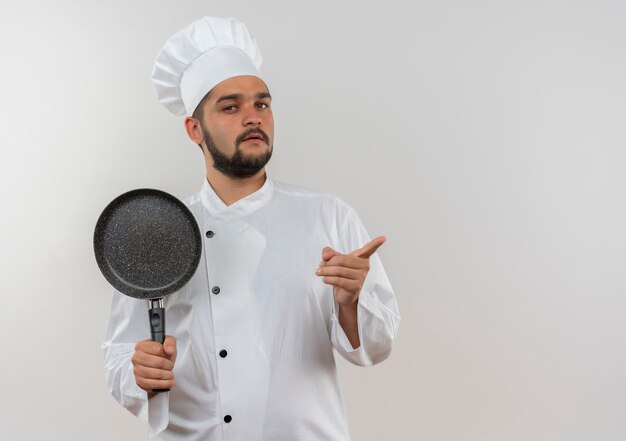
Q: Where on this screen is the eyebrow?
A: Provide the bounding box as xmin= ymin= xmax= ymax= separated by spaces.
xmin=216 ymin=92 xmax=272 ymax=104
xmin=256 ymin=92 xmax=272 ymax=100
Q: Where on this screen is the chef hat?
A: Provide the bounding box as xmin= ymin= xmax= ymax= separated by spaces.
xmin=151 ymin=16 xmax=263 ymax=116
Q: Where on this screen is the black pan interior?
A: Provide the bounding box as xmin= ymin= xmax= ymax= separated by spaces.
xmin=94 ymin=189 xmax=202 ymax=299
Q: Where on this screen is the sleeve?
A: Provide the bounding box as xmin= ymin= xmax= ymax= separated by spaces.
xmin=101 ymin=290 xmax=170 ymax=435
xmin=329 ymin=205 xmax=401 ymax=366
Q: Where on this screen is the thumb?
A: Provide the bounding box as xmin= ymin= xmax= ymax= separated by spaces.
xmin=163 ymin=336 xmax=177 ymax=357
xmin=322 ymin=246 xmax=339 ymax=262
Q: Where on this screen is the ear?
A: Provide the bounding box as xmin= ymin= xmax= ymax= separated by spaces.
xmin=184 ymin=116 xmax=204 ymax=145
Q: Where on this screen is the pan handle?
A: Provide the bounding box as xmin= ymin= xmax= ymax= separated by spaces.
xmin=148 ymin=298 xmax=169 ymax=393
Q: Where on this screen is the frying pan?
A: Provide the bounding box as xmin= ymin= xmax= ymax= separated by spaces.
xmin=94 ymin=188 xmax=202 ymax=392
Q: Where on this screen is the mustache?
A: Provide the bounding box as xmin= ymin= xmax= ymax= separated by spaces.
xmin=236 ymin=128 xmax=270 ymax=147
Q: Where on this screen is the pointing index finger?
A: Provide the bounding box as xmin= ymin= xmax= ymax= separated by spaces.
xmin=352 ymin=235 xmax=386 ymax=259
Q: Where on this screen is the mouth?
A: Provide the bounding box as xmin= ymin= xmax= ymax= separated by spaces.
xmin=242 ymin=134 xmax=264 ymax=142
xmin=237 ymin=129 xmax=269 ymax=146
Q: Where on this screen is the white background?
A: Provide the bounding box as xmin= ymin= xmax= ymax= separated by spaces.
xmin=1 ymin=1 xmax=625 ymax=440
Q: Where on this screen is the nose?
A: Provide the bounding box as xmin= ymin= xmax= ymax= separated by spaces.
xmin=242 ymin=105 xmax=262 ymax=126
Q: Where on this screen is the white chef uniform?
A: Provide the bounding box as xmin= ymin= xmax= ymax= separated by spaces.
xmin=102 ymin=177 xmax=400 ymax=440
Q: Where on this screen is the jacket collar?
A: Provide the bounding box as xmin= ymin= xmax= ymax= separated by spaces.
xmin=199 ymin=175 xmax=274 ymax=224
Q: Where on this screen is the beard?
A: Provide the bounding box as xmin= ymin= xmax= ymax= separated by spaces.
xmin=201 ymin=124 xmax=273 ymax=179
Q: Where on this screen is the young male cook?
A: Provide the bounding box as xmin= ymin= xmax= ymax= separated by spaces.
xmin=103 ymin=16 xmax=400 ymax=441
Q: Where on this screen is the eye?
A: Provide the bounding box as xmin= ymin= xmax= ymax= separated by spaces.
xmin=223 ymin=105 xmax=238 ymax=112
xmin=256 ymin=102 xmax=270 ymax=110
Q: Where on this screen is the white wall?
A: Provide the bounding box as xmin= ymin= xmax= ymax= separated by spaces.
xmin=1 ymin=1 xmax=625 ymax=439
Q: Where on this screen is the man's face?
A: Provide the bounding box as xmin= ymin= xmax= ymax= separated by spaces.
xmin=197 ymin=75 xmax=274 ymax=179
